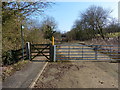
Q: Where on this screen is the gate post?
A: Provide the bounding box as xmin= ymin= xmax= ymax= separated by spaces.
xmin=50 ymin=44 xmax=53 ymax=62
xmin=50 ymin=36 xmax=56 ymax=62
xmin=50 ymin=45 xmax=56 ymax=62
xmin=26 ymin=42 xmax=31 ymax=60
xmin=53 ymin=45 xmax=56 ymax=62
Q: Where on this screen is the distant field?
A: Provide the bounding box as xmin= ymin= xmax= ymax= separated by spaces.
xmin=96 ymin=32 xmax=120 ymax=38
xmin=107 ymin=32 xmax=120 ymax=38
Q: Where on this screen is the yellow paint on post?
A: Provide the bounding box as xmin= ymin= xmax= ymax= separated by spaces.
xmin=52 ymin=36 xmax=54 ymax=45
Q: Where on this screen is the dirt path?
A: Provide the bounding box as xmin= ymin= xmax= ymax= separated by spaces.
xmin=34 ymin=61 xmax=118 ymax=88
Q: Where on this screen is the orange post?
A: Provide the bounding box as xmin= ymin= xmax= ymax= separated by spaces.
xmin=52 ymin=36 xmax=54 ymax=45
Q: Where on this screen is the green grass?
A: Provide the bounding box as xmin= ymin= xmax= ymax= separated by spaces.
xmin=96 ymin=32 xmax=120 ymax=38
xmin=107 ymin=32 xmax=120 ymax=38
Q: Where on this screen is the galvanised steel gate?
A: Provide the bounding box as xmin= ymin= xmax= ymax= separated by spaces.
xmin=53 ymin=44 xmax=120 ymax=61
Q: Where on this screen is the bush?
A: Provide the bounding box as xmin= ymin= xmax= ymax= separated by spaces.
xmin=2 ymin=50 xmax=18 ymax=65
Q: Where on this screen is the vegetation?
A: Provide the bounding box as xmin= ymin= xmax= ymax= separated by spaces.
xmin=65 ymin=5 xmax=120 ymax=41
xmin=40 ymin=17 xmax=57 ymax=41
xmin=2 ymin=2 xmax=52 ymax=51
xmin=106 ymin=32 xmax=120 ymax=38
xmin=2 ymin=2 xmax=58 ymax=65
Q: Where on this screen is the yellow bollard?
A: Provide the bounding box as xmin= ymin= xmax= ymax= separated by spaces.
xmin=52 ymin=36 xmax=54 ymax=45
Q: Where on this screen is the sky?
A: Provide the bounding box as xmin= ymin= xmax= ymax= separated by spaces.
xmin=31 ymin=2 xmax=119 ymax=33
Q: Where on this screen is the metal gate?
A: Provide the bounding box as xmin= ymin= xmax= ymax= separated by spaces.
xmin=54 ymin=44 xmax=120 ymax=61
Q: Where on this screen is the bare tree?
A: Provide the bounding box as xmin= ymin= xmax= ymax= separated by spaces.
xmin=2 ymin=2 xmax=53 ymax=51
xmin=106 ymin=18 xmax=120 ymax=33
xmin=40 ymin=17 xmax=57 ymax=40
xmin=2 ymin=2 xmax=53 ymax=24
xmin=80 ymin=5 xmax=111 ymax=39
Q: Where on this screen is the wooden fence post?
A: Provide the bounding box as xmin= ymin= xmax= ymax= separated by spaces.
xmin=26 ymin=42 xmax=31 ymax=60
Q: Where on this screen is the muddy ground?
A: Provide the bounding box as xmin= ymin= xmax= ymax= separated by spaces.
xmin=34 ymin=61 xmax=118 ymax=88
